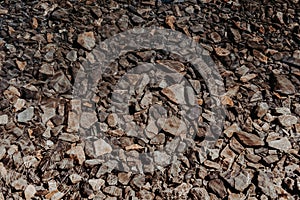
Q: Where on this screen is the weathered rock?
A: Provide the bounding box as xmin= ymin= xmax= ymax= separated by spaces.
xmin=161 ymin=84 xmax=186 ymax=104
xmin=94 ymin=139 xmax=112 ymax=157
xmin=89 ymin=178 xmax=105 ymax=191
xmin=162 ymin=116 xmax=187 ymax=136
xmin=257 ymin=171 xmax=277 ymax=199
xmin=208 ymin=179 xmax=227 ymax=199
xmin=153 ymin=151 xmax=171 ymax=166
xmin=17 ymin=107 xmax=34 ymax=123
xmin=11 ymin=178 xmax=27 ymax=190
xmin=236 ymin=131 xmax=264 ymax=146
xmin=58 ymin=133 xmax=79 ymax=143
xmin=69 ymin=174 xmax=82 ymax=184
xmin=190 ymin=188 xmax=210 ymax=200
xmin=24 ymin=184 xmax=36 ymax=200
xmin=103 ymin=186 xmax=122 ymax=197
xmin=0 ymin=114 xmax=8 ymax=125
xmin=268 ymin=137 xmax=292 ymax=152
xmin=107 ymin=113 xmax=118 ymax=127
xmin=256 ymin=102 xmax=269 ymax=118
xmin=77 ymin=32 xmax=96 ymax=51
xmin=80 ymin=111 xmax=98 ymax=129
xmin=66 ymin=145 xmax=86 ymax=165
xmin=278 ymin=115 xmax=298 ymax=127
xmin=274 ymin=75 xmax=296 ymax=95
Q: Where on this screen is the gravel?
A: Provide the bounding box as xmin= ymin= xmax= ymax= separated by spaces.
xmin=0 ymin=0 xmax=299 ymax=199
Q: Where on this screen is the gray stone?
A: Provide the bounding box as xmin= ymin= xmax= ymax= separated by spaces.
xmin=257 ymin=171 xmax=277 ymax=199
xmin=94 ymin=139 xmax=112 ymax=157
xmin=161 ymin=84 xmax=186 ymax=104
xmin=89 ymin=179 xmax=105 ymax=191
xmin=11 ymin=178 xmax=27 ymax=190
xmin=154 ymin=151 xmax=171 ymax=166
xmin=66 ymin=50 xmax=77 ymax=62
xmin=256 ymin=102 xmax=269 ymax=118
xmin=0 ymin=115 xmax=8 ymax=125
xmin=77 ymin=32 xmax=96 ymax=51
xmin=268 ymin=137 xmax=292 ymax=152
xmin=278 ymin=115 xmax=298 ymax=127
xmin=80 ymin=111 xmax=98 ymax=129
xmin=17 ymin=107 xmax=34 ymax=123
xmin=24 ymin=185 xmax=36 ymax=200
xmin=162 ymin=116 xmax=187 ymax=136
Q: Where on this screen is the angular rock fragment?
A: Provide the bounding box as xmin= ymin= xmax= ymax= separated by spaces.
xmin=162 ymin=116 xmax=187 ymax=136
xmin=257 ymin=171 xmax=277 ymax=199
xmin=69 ymin=174 xmax=82 ymax=184
xmin=24 ymin=185 xmax=36 ymax=200
xmin=58 ymin=133 xmax=79 ymax=143
xmin=278 ymin=115 xmax=298 ymax=127
xmin=256 ymin=102 xmax=269 ymax=118
xmin=208 ymin=179 xmax=227 ymax=199
xmin=11 ymin=178 xmax=27 ymax=190
xmin=89 ymin=179 xmax=105 ymax=191
xmin=235 ymin=131 xmax=264 ymax=146
xmin=67 ymin=146 xmax=86 ymax=165
xmin=161 ymin=84 xmax=185 ymax=104
xmin=77 ymin=32 xmax=96 ymax=51
xmin=274 ymin=75 xmax=296 ymax=95
xmin=268 ymin=137 xmax=292 ymax=152
xmin=94 ymin=139 xmax=112 ymax=157
xmin=0 ymin=114 xmax=8 ymax=125
xmin=80 ymin=111 xmax=98 ymax=129
xmin=17 ymin=107 xmax=34 ymax=123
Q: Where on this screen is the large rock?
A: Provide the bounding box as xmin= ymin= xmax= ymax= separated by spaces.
xmin=235 ymin=131 xmax=264 ymax=146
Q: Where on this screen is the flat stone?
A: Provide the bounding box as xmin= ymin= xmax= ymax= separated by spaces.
xmin=256 ymin=102 xmax=269 ymax=118
xmin=41 ymin=106 xmax=56 ymax=124
xmin=268 ymin=137 xmax=292 ymax=152
xmin=118 ymin=172 xmax=132 ymax=185
xmin=107 ymin=113 xmax=118 ymax=128
xmin=89 ymin=179 xmax=105 ymax=191
xmin=77 ymin=32 xmax=96 ymax=51
xmin=66 ymin=145 xmax=86 ymax=165
xmin=24 ymin=184 xmax=36 ymax=200
xmin=17 ymin=107 xmax=34 ymax=123
xmin=58 ymin=133 xmax=79 ymax=143
xmin=240 ymin=74 xmax=257 ymax=82
xmin=11 ymin=178 xmax=27 ymax=190
xmin=208 ymin=179 xmax=227 ymax=199
xmin=257 ymin=171 xmax=277 ymax=199
xmin=274 ymin=75 xmax=296 ymax=95
xmin=69 ymin=174 xmax=82 ymax=184
xmin=67 ymin=112 xmax=80 ymax=132
xmin=80 ymin=111 xmax=98 ymax=129
xmin=153 ymin=151 xmax=171 ymax=166
xmin=161 ymin=84 xmax=186 ymax=104
xmin=94 ymin=139 xmax=112 ymax=157
xmin=162 ymin=116 xmax=187 ymax=136
xmin=66 ymin=50 xmax=77 ymax=62
xmin=190 ymin=188 xmax=210 ymax=200
xmin=278 ymin=115 xmax=298 ymax=127
xmin=236 ymin=131 xmax=264 ymax=146
xmin=0 ymin=115 xmax=8 ymax=125
xmin=103 ymin=186 xmax=122 ymax=197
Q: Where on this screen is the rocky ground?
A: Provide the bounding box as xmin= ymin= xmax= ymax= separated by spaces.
xmin=0 ymin=0 xmax=300 ymax=199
